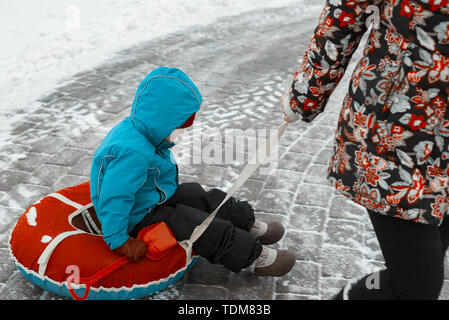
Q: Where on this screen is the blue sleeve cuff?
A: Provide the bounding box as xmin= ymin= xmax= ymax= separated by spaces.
xmin=105 ymin=232 xmax=130 ymax=251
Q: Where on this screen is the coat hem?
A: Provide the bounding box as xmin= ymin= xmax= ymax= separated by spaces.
xmin=326 ymin=173 xmax=444 ymax=227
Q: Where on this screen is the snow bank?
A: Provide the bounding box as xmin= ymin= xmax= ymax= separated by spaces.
xmin=0 ymin=0 xmax=302 ymax=147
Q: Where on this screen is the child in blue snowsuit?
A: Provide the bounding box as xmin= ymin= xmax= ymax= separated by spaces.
xmin=90 ymin=67 xmax=295 ymax=276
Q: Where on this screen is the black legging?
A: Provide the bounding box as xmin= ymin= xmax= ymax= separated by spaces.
xmin=335 ymin=209 xmax=449 ymax=300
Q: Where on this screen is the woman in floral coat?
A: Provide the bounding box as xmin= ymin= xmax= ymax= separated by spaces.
xmin=283 ymin=0 xmax=449 ymax=299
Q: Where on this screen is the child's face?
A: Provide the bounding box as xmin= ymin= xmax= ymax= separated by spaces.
xmin=165 ymin=128 xmax=185 ymax=143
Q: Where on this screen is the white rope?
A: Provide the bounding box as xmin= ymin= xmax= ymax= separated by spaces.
xmin=47 ymin=193 xmax=84 ymax=210
xmin=84 ymin=209 xmax=102 ymax=235
xmin=38 ymin=230 xmax=85 ymax=275
xmin=81 ymin=210 xmax=95 ymax=234
xmin=179 ymin=121 xmax=289 ymax=261
xmin=38 ymin=194 xmax=90 ymax=275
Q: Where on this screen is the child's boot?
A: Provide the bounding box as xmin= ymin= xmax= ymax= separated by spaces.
xmin=250 ymin=246 xmax=295 ymax=277
xmin=250 ymin=219 xmax=285 ymax=245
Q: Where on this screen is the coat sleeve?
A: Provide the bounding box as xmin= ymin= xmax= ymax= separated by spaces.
xmin=285 ymin=0 xmax=380 ymax=123
xmin=96 ymin=150 xmax=150 ymax=250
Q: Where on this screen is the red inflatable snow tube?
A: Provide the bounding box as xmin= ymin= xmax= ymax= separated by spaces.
xmin=9 ymin=181 xmax=198 ymax=300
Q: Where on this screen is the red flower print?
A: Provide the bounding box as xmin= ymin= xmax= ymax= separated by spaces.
xmin=355 ymin=150 xmax=370 ymax=170
xmin=352 ymin=57 xmax=376 ymax=92
xmin=429 ymin=51 xmax=449 ymax=84
xmin=391 ymin=169 xmax=426 ymax=205
xmin=303 ymin=98 xmax=318 ymax=111
xmin=371 ymin=156 xmax=388 ymax=172
xmin=414 ymin=2 xmax=425 ymax=14
xmin=290 ymin=97 xmax=299 ymax=109
xmin=428 ymin=0 xmax=449 ymax=11
xmin=408 ymin=114 xmax=427 ymax=131
xmin=386 ymin=193 xmax=401 ymax=205
xmin=364 ymin=168 xmax=380 ymax=186
xmin=400 ymin=0 xmax=415 ymax=18
xmin=385 ymin=28 xmax=408 ymax=51
xmin=428 ymin=163 xmax=445 ymax=177
xmin=342 ymin=40 xmax=357 ymax=57
xmin=354 ymin=111 xmax=367 ymax=126
xmin=334 ymin=179 xmax=350 ymax=195
xmin=338 ymin=162 xmax=346 ymax=174
xmin=432 ymin=96 xmax=446 ymax=109
xmin=356 ymin=184 xmax=382 ymax=210
xmin=344 ymin=0 xmax=364 ymax=16
xmin=391 ymin=125 xmax=404 ymax=134
xmin=411 ymin=95 xmax=430 ymax=109
xmin=331 ymin=137 xmax=351 ymax=175
xmin=338 ymin=11 xmax=355 ymax=27
xmin=431 ymin=195 xmax=447 ymax=219
xmin=408 ymin=169 xmax=425 ymax=204
xmin=324 ymin=16 xmax=334 ymax=27
xmin=345 ymin=0 xmax=356 ymax=7
xmin=407 ymin=70 xmax=425 ymax=83
xmin=309 ymin=79 xmax=325 ymax=97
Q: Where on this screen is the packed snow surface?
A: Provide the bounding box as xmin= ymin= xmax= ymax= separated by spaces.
xmin=0 ymin=0 xmax=299 ymax=147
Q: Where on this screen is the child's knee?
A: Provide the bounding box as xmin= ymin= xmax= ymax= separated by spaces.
xmin=179 ymin=182 xmax=206 ymax=195
xmin=227 ymin=198 xmax=255 ymax=230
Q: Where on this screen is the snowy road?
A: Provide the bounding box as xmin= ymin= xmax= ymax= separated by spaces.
xmin=2 ymin=1 xmax=449 ymax=300
xmin=0 ymin=0 xmax=297 ymax=150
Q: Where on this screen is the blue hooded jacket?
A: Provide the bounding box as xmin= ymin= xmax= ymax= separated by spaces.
xmin=90 ymin=67 xmax=202 ymax=250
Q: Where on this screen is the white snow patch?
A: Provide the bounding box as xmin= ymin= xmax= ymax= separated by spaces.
xmin=41 ymin=235 xmax=53 ymax=243
xmin=355 ymin=258 xmax=381 ymax=276
xmin=16 ymin=185 xmax=39 ymax=199
xmin=0 ymin=0 xmax=325 ymax=171
xmin=26 ymin=206 xmax=37 ymax=226
xmin=0 ymin=0 xmax=316 ymax=145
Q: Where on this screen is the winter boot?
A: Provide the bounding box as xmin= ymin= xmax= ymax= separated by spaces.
xmin=250 ymin=219 xmax=285 ymax=245
xmin=250 ymin=246 xmax=296 ymax=277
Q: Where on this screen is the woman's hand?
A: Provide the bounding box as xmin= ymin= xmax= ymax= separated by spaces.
xmin=281 ymin=92 xmax=295 ymax=123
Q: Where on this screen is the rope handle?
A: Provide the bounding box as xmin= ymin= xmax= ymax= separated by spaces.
xmin=66 ymin=256 xmax=129 ymax=300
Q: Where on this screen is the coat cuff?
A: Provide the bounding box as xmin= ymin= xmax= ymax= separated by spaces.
xmin=105 ymin=232 xmax=130 ymax=250
xmin=283 ymin=94 xmax=301 ymax=122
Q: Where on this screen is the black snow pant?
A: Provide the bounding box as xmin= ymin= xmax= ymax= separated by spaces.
xmin=335 ymin=209 xmax=449 ymax=300
xmin=130 ymin=182 xmax=263 ymax=273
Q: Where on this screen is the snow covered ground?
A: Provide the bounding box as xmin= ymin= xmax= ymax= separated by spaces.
xmin=0 ymin=0 xmax=299 ymax=151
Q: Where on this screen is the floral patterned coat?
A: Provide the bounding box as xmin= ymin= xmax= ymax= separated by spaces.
xmin=286 ymin=0 xmax=449 ymax=225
